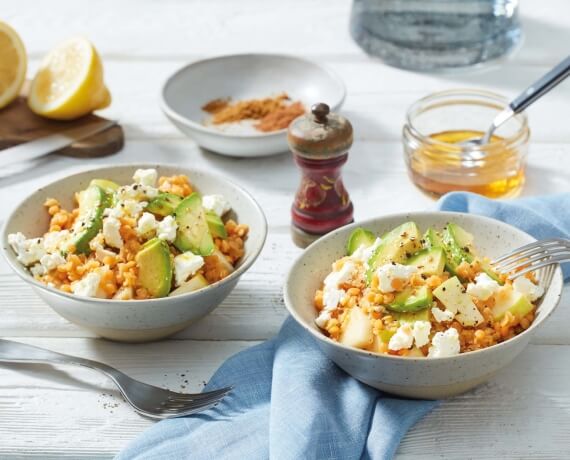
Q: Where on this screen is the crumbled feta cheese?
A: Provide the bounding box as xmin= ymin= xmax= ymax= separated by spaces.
xmin=350 ymin=238 xmax=382 ymax=267
xmin=71 ymin=272 xmax=102 ymax=298
xmin=202 ymin=194 xmax=231 ymax=217
xmin=315 ymin=310 xmax=332 ymax=329
xmin=431 ymin=306 xmax=455 ymax=323
xmin=157 ymin=215 xmax=178 ymax=242
xmin=8 ymin=232 xmax=46 ymax=266
xmin=40 ymin=253 xmax=66 ymax=272
xmin=174 ymin=252 xmax=205 ymax=286
xmin=375 ymin=263 xmax=417 ymax=293
xmin=102 ymin=217 xmax=123 ymax=249
xmin=513 ymin=277 xmax=544 ymax=302
xmin=117 ymin=184 xmax=158 ymax=202
xmin=136 ymin=212 xmax=158 ymax=237
xmin=428 ymin=328 xmax=460 ymax=358
xmin=43 ymin=230 xmax=70 ymax=253
xmin=412 ymin=321 xmax=432 ymax=348
xmin=133 ymin=168 xmax=158 ymax=187
xmin=324 ymin=261 xmax=356 ymax=289
xmin=466 ymin=273 xmax=501 ymax=301
xmin=104 ymin=206 xmax=124 ymax=219
xmin=89 ymin=234 xmax=116 ymax=262
xmin=122 ymin=199 xmax=147 ymax=218
xmin=388 ymin=324 xmax=414 ymax=351
xmin=323 ymin=287 xmax=346 ymax=311
xmin=30 ymin=263 xmax=45 ymax=277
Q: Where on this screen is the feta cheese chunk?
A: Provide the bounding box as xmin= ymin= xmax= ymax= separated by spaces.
xmin=8 ymin=232 xmax=46 ymax=266
xmin=388 ymin=324 xmax=414 ymax=351
xmin=412 ymin=321 xmax=432 ymax=348
xmin=133 ymin=168 xmax=158 ymax=187
xmin=102 ymin=217 xmax=123 ymax=249
xmin=315 ymin=261 xmax=357 ymax=329
xmin=71 ymin=272 xmax=102 ymax=298
xmin=202 ymin=194 xmax=231 ymax=217
xmin=431 ymin=306 xmax=455 ymax=323
xmin=513 ymin=277 xmax=544 ymax=302
xmin=30 ymin=264 xmax=46 ymax=277
xmin=157 ymin=215 xmax=178 ymax=242
xmin=466 ymin=273 xmax=501 ymax=301
xmin=40 ymin=253 xmax=66 ymax=272
xmin=174 ymin=252 xmax=205 ymax=287
xmin=375 ymin=263 xmax=417 ymax=293
xmin=136 ymin=212 xmax=158 ymax=237
xmin=428 ymin=328 xmax=460 ymax=358
xmin=315 ymin=310 xmax=332 ymax=329
xmin=89 ymin=234 xmax=116 ymax=262
xmin=122 ymin=199 xmax=147 ymax=218
xmin=43 ymin=230 xmax=70 ymax=253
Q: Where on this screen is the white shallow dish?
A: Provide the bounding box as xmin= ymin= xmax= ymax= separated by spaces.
xmin=161 ymin=53 xmax=346 ymax=157
xmin=1 ymin=164 xmax=267 ymax=343
xmin=284 ymin=212 xmax=564 ymax=399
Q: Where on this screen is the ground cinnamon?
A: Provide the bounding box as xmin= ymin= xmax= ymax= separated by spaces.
xmin=202 ymin=93 xmax=305 ymax=132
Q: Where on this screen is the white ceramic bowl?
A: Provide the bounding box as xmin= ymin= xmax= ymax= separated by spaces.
xmin=161 ymin=54 xmax=346 ymax=157
xmin=284 ymin=212 xmax=564 ymax=399
xmin=1 ymin=164 xmax=267 ymax=343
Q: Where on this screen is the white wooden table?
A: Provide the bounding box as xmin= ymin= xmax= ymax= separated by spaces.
xmin=2 ymin=1 xmax=569 ymax=458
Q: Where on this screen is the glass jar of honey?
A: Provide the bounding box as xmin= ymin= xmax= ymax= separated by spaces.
xmin=403 ymin=89 xmax=530 ymax=199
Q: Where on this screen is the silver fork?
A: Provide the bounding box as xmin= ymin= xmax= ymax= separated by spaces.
xmin=491 ymin=238 xmax=570 ymax=280
xmin=0 ymin=339 xmax=232 ymax=419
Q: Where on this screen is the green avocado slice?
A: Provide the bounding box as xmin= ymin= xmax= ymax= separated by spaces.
xmin=173 ymin=193 xmax=215 ymax=256
xmin=146 ymin=193 xmax=183 ymax=217
xmin=387 ymin=285 xmax=433 ymax=313
xmin=69 ymin=185 xmax=106 ymax=255
xmin=205 ymin=211 xmax=228 ymax=239
xmin=405 ymin=247 xmax=446 ymax=276
xmin=346 ymin=227 xmax=376 ymax=256
xmin=135 ymin=238 xmax=173 ymax=298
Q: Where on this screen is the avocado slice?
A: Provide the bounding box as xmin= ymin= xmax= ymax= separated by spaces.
xmin=433 ymin=276 xmax=483 ymax=326
xmin=406 ymin=247 xmax=446 ymax=276
xmin=387 ymin=285 xmax=433 ymax=313
xmin=169 ymin=273 xmax=209 ymax=297
xmin=423 ymin=227 xmax=443 ymax=249
xmin=135 ymin=238 xmax=173 ymax=298
xmin=346 ymin=227 xmax=376 ymax=256
xmin=173 ymin=193 xmax=215 ymax=256
xmin=491 ymin=288 xmax=534 ymax=320
xmin=146 ymin=193 xmax=183 ymax=217
xmin=69 ymin=185 xmax=107 ymax=254
xmin=394 ymin=308 xmax=430 ymax=324
xmin=205 ymin=211 xmax=228 ymax=239
xmin=89 ymin=179 xmax=119 ymax=194
xmin=366 ymin=222 xmax=421 ymax=281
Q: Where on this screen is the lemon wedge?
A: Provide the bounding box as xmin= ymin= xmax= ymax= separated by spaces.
xmin=0 ymin=21 xmax=27 ymax=110
xmin=28 ymin=37 xmax=111 ymax=120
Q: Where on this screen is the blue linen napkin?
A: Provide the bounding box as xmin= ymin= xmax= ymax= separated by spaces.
xmin=117 ymin=192 xmax=570 ymax=460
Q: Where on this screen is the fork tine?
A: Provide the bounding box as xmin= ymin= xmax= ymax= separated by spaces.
xmin=492 ymin=238 xmax=568 ymax=264
xmin=494 ymin=247 xmax=570 ymax=272
xmin=508 ymin=256 xmax=570 ymax=279
xmin=163 ymin=389 xmax=231 ymax=409
xmin=167 ymin=386 xmax=232 ymax=402
xmin=159 ymin=395 xmax=225 ymax=414
xmin=159 ymin=401 xmax=220 ymax=418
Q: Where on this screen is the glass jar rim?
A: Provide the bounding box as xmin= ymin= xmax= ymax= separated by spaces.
xmin=404 ymin=89 xmax=529 ymax=151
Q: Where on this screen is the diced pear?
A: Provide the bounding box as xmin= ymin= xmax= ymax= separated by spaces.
xmin=491 ymin=287 xmax=534 ymax=320
xmin=339 ymin=307 xmax=373 ymax=350
xmin=433 ymin=276 xmax=483 ymax=327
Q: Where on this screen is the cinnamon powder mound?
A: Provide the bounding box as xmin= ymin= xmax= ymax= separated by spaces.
xmin=202 ymin=93 xmax=305 ymax=132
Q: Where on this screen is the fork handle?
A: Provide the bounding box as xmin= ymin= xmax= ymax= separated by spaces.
xmin=0 ymin=339 xmax=119 ymax=379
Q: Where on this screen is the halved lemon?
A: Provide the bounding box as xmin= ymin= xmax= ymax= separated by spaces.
xmin=0 ymin=21 xmax=27 ymax=109
xmin=28 ymin=37 xmax=111 ymax=120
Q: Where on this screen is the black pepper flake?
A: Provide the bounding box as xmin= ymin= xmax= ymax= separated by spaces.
xmin=405 ymin=252 xmax=411 ymax=258
xmin=442 ymin=287 xmax=446 ymax=291
xmin=133 ymin=184 xmax=139 ymax=190
xmin=421 ymin=274 xmax=428 ymax=280
xmin=391 ymin=261 xmax=396 ymax=265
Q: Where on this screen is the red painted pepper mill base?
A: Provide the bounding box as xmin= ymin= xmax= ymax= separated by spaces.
xmin=288 ymin=103 xmax=354 ymax=248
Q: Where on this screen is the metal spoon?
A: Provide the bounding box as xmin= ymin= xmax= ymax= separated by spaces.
xmin=462 ymin=55 xmax=570 ymax=147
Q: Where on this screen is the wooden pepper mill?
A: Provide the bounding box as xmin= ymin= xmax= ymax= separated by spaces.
xmin=288 ymin=102 xmax=354 ymax=248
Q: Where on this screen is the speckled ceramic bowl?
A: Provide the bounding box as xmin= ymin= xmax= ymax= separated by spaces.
xmin=1 ymin=164 xmax=267 ymax=343
xmin=284 ymin=212 xmax=564 ymax=399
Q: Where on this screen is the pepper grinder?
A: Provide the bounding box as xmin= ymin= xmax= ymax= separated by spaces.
xmin=288 ymin=102 xmax=354 ymax=248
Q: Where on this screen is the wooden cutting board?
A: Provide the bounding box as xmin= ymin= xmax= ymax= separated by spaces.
xmin=0 ymin=90 xmax=124 ymax=159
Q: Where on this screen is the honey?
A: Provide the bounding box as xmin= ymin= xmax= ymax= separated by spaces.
xmin=407 ymin=129 xmax=526 ymax=199
xmin=403 ymin=90 xmax=530 ymax=200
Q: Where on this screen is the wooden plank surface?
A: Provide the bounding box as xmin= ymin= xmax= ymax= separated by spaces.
xmin=0 ymin=0 xmax=568 ymax=458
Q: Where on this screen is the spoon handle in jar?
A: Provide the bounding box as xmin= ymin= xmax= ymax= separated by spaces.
xmin=509 ymin=55 xmax=570 ymax=113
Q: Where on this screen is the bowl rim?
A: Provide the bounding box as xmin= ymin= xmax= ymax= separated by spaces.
xmin=160 ymin=52 xmax=347 ymax=139
xmin=283 ymin=211 xmax=564 ymax=362
xmin=1 ymin=163 xmax=268 ymax=306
